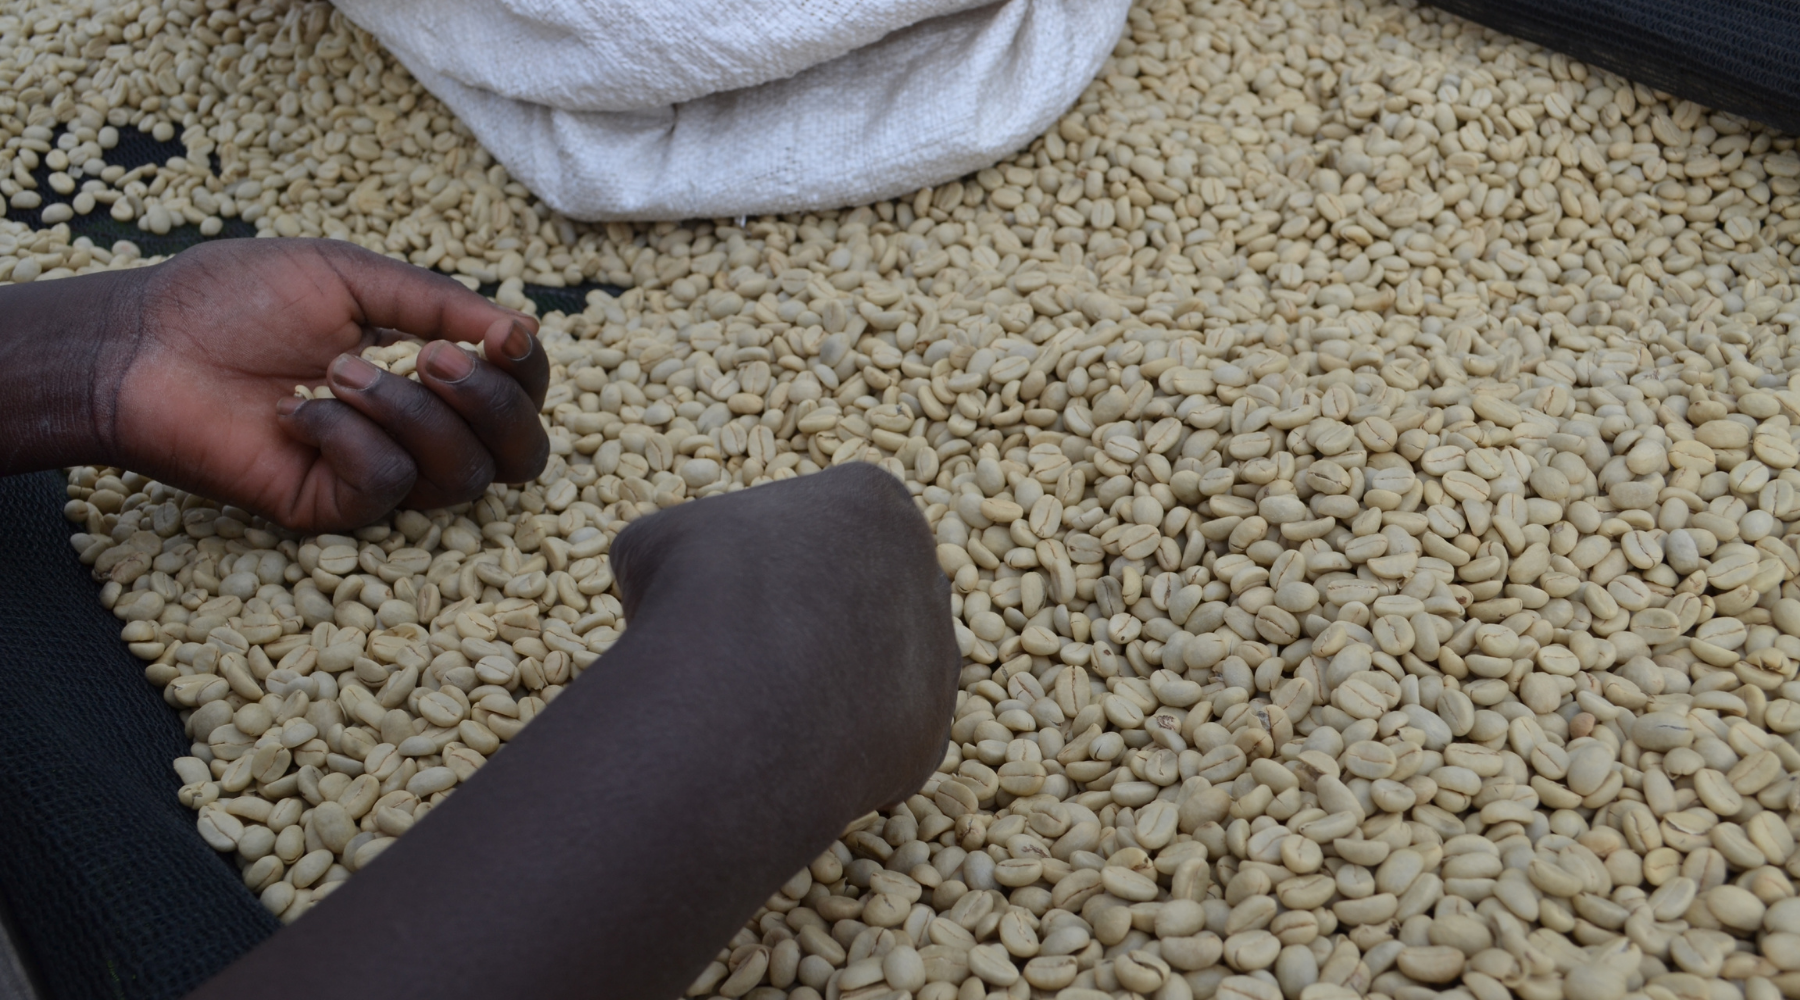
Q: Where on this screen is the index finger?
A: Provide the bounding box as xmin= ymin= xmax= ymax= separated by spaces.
xmin=302 ymin=240 xmax=538 ymax=347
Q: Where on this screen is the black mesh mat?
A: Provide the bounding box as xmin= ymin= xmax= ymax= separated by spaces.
xmin=11 ymin=128 xmax=622 ymax=313
xmin=7 ymin=130 xmax=257 ymax=257
xmin=1431 ymin=0 xmax=1800 ymax=135
xmin=0 ymin=472 xmax=278 ymax=1000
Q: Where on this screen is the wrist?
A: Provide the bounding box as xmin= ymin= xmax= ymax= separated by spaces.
xmin=0 ymin=267 xmax=146 ymax=474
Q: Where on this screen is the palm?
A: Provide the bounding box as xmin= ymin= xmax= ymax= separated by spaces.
xmin=123 ymin=243 xmax=394 ymax=516
xmin=106 ymin=240 xmax=546 ymax=531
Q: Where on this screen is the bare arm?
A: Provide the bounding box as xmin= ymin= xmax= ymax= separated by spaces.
xmin=0 ymin=266 xmax=139 ymax=475
xmin=187 ymin=463 xmax=960 ymax=1000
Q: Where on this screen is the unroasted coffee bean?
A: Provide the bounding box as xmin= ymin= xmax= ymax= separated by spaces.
xmin=42 ymin=0 xmax=1800 ymax=991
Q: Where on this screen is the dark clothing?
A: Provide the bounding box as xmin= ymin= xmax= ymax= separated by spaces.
xmin=0 ymin=472 xmax=274 ymax=1000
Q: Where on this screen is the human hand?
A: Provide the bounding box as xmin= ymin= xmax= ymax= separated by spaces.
xmin=98 ymin=238 xmax=550 ymax=530
xmin=188 ymin=463 xmax=958 ymax=1000
xmin=607 ymin=462 xmax=961 ymax=815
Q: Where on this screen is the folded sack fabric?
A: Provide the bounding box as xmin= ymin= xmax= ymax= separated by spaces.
xmin=332 ymin=0 xmax=1134 ymax=221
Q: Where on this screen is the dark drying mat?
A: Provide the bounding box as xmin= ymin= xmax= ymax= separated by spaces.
xmin=1430 ymin=0 xmax=1800 ymax=135
xmin=8 ymin=126 xmax=624 ymax=313
xmin=0 ymin=472 xmax=282 ymax=1000
xmin=4 ymin=128 xmax=260 ymax=257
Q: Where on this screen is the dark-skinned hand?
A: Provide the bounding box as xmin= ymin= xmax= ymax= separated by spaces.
xmin=0 ymin=237 xmax=550 ymax=530
xmin=188 ymin=464 xmax=961 ymax=1000
xmin=1 ymin=241 xmax=960 ymax=1000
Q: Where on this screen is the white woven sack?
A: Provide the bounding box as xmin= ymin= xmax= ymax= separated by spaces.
xmin=332 ymin=0 xmax=1133 ymax=221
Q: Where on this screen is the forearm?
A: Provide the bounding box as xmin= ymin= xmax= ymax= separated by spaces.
xmin=0 ymin=269 xmax=141 ymax=474
xmin=189 ymin=465 xmax=956 ymax=1000
xmin=189 ymin=595 xmax=880 ymax=1000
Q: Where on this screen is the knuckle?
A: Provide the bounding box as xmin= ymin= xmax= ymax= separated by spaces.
xmin=356 ymin=367 xmax=422 ymax=410
xmin=445 ymin=452 xmax=497 ymax=502
xmin=391 ymin=380 xmax=442 ymax=425
xmin=299 ymin=398 xmax=355 ymax=436
xmin=362 ymin=450 xmax=417 ymax=502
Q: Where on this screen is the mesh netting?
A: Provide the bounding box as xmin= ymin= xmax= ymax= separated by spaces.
xmin=9 ymin=128 xmax=621 ymax=313
xmin=0 ymin=473 xmax=279 ymax=1000
xmin=1433 ymin=0 xmax=1800 ymax=134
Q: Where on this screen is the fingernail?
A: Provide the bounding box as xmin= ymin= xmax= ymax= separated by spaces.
xmin=424 ymin=342 xmax=475 ymax=382
xmin=502 ymin=322 xmax=533 ymax=361
xmin=330 ymin=354 xmax=381 ymax=390
xmin=276 ymin=397 xmax=303 ymax=417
